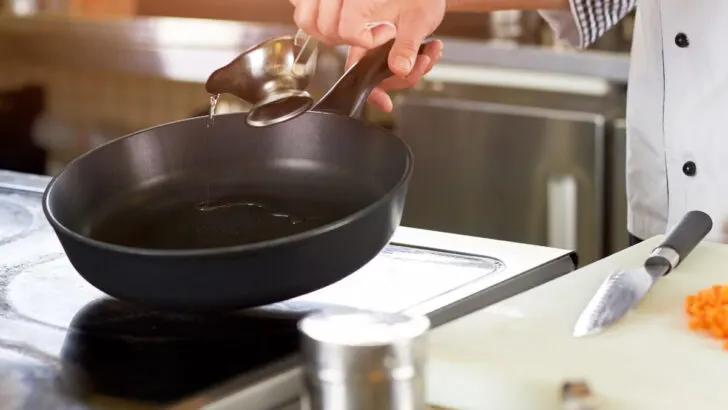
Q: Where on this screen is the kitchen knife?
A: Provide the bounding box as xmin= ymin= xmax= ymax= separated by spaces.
xmin=573 ymin=210 xmax=713 ymax=337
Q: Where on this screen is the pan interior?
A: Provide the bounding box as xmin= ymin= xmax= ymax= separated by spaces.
xmin=83 ymin=171 xmax=381 ymax=250
xmin=47 ymin=112 xmax=411 ymax=252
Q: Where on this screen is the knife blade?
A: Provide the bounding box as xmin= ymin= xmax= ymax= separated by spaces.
xmin=573 ymin=210 xmax=713 ymax=337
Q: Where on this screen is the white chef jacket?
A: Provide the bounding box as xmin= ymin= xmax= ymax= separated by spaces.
xmin=541 ymin=1 xmax=728 ymax=242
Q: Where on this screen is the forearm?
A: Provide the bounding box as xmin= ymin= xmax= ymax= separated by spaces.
xmin=446 ymin=0 xmax=569 ymax=12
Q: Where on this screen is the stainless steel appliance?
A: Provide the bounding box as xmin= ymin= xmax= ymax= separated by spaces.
xmin=395 ymin=93 xmax=607 ymax=265
xmin=608 ymin=118 xmax=629 ymax=254
xmin=0 ymin=170 xmax=575 ymax=410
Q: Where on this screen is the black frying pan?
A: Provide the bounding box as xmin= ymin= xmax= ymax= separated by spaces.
xmin=43 ymin=41 xmax=427 ymax=311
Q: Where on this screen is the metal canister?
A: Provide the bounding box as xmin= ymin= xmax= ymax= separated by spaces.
xmin=298 ymin=309 xmax=431 ymax=410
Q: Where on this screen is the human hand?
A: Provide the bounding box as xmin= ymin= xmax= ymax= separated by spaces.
xmin=346 ymin=40 xmax=443 ymax=112
xmin=289 ymin=0 xmax=447 ymax=111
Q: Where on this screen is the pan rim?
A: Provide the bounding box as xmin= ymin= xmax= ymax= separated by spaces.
xmin=42 ymin=111 xmax=413 ymax=257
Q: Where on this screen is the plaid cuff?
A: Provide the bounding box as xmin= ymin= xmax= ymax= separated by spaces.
xmin=570 ymin=0 xmax=636 ymax=47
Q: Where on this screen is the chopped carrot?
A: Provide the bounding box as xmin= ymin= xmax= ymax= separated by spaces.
xmin=685 ymin=284 xmax=728 ymax=349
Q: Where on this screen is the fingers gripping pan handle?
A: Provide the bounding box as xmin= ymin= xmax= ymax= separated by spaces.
xmin=646 ymin=210 xmax=713 ymax=274
xmin=313 ymin=39 xmax=432 ymax=118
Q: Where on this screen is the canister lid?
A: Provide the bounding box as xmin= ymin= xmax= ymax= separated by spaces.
xmin=298 ymin=309 xmax=431 ymax=347
xmin=299 ymin=309 xmax=430 ymax=383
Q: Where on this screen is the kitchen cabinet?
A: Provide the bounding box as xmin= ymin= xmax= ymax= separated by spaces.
xmin=394 ymin=87 xmax=613 ymax=265
xmin=607 ymin=118 xmax=629 ymax=254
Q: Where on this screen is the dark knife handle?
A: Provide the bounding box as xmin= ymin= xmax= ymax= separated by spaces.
xmin=646 ymin=210 xmax=713 ymax=273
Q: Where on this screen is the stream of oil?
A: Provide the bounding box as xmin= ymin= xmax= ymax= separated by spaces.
xmin=204 ymin=94 xmax=220 ymax=203
xmin=207 ymin=93 xmax=220 ymax=128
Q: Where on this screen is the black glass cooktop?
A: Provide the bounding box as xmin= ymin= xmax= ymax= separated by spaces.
xmin=1 ymin=298 xmax=303 ymax=410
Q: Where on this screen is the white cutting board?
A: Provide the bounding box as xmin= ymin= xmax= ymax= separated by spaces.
xmin=425 ymin=236 xmax=728 ymax=410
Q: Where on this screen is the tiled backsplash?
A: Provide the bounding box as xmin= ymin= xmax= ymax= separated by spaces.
xmin=0 ymin=61 xmax=244 ymax=134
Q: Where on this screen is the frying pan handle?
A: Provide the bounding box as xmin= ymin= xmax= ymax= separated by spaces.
xmin=313 ymin=39 xmax=433 ymax=118
xmin=646 ymin=210 xmax=713 ymax=274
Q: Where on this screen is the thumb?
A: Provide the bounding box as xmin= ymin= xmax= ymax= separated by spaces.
xmin=388 ymin=10 xmax=432 ymax=77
